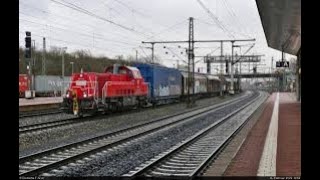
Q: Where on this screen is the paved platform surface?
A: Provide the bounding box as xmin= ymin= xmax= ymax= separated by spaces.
xmin=203 ymin=94 xmax=269 ymax=176
xmin=209 ymin=92 xmax=300 ymax=176
xmin=223 ymin=93 xmax=276 ymax=176
xmin=19 ymin=97 xmax=63 ymax=106
xmin=276 ymin=93 xmax=301 ymax=176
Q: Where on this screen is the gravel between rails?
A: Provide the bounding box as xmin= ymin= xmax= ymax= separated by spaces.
xmin=19 ymin=93 xmax=244 ymax=157
xmin=19 ymin=109 xmax=62 ymax=119
xmin=129 ymin=93 xmax=268 ymax=176
xmin=19 ymin=113 xmax=76 ymax=127
xmin=44 ymin=92 xmax=258 ymax=176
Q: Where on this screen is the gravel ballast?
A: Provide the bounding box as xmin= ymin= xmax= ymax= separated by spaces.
xmin=19 ymin=113 xmax=75 ymax=127
xmin=19 ymin=93 xmax=244 ymax=157
xmin=46 ymin=92 xmax=259 ymax=176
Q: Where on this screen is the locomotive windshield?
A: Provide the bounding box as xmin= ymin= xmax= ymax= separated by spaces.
xmin=132 ymin=70 xmax=142 ymax=79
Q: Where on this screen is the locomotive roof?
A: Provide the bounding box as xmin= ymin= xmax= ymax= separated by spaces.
xmin=104 ymin=65 xmax=140 ymax=73
xmin=125 ymin=66 xmax=140 ymax=72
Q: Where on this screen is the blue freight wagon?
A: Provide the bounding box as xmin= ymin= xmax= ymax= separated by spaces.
xmin=134 ymin=63 xmax=182 ymax=105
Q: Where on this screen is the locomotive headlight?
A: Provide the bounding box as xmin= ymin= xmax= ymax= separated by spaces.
xmin=66 ymin=93 xmax=70 ymax=98
xmin=83 ymin=93 xmax=87 ymax=98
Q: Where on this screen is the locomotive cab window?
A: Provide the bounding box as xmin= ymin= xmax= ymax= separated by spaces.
xmin=128 ymin=71 xmax=133 ymax=78
xmin=132 ymin=70 xmax=142 ymax=79
xmin=119 ymin=69 xmax=127 ymax=75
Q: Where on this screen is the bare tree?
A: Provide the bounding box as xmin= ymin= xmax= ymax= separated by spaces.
xmin=73 ymin=49 xmax=92 ymax=59
xmin=126 ymin=55 xmax=135 ymax=62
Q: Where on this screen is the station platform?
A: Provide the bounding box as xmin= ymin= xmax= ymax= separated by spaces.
xmin=19 ymin=97 xmax=63 ymax=112
xmin=204 ymin=92 xmax=301 ymax=176
xmin=19 ymin=97 xmax=63 ymax=106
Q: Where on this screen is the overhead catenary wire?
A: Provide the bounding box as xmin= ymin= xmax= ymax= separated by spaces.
xmin=207 ymin=46 xmax=221 ymax=55
xmin=20 ymin=1 xmax=185 ymax=62
xmin=164 ymin=46 xmax=187 ymax=63
xmin=20 ymin=0 xmax=259 ymax=66
xmin=196 ymin=17 xmax=250 ymax=39
xmin=97 ymin=0 xmax=155 ymax=37
xmin=19 ymin=17 xmax=138 ymax=47
xmin=113 ymin=0 xmax=150 ymax=18
xmin=196 ymin=0 xmax=235 ymax=39
xmin=19 ymin=30 xmax=132 ymax=55
xmin=50 ymin=0 xmax=153 ymax=39
xmin=47 ymin=0 xmax=188 ymax=61
xmin=19 ymin=1 xmax=196 ymax=63
xmin=219 ymin=0 xmax=252 ymax=39
xmin=143 ymin=19 xmax=188 ymax=41
xmin=19 ymin=2 xmax=144 ymax=42
xmin=224 ymin=0 xmax=252 ymax=37
xmin=111 ymin=0 xmax=188 ymax=39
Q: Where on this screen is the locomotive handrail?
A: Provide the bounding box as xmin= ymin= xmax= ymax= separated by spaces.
xmin=101 ymin=82 xmax=108 ymax=104
xmin=69 ymin=79 xmax=96 ymax=98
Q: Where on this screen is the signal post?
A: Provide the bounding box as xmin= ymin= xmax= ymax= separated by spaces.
xmin=24 ymin=31 xmax=35 ymax=99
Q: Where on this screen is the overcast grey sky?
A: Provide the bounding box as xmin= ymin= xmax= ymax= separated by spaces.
xmin=19 ymin=0 xmax=296 ymax=73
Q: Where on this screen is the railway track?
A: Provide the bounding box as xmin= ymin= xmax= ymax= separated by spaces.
xmin=19 ymin=109 xmax=62 ymax=118
xmin=18 ymin=93 xmax=241 ymax=119
xmin=18 ymin=99 xmax=185 ymax=135
xmin=19 ymin=117 xmax=81 ymax=134
xmin=19 ymin=93 xmax=247 ymax=135
xmin=123 ymin=91 xmax=267 ymax=177
xmin=19 ymin=92 xmax=253 ymax=177
xmin=19 ymin=105 xmax=163 ymax=135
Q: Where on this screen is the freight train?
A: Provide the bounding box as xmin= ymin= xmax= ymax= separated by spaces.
xmin=60 ymin=63 xmax=239 ymax=116
xmin=19 ymin=74 xmax=70 ymax=98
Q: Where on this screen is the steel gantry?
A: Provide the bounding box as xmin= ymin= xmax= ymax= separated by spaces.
xmin=142 ymin=17 xmax=256 ymax=106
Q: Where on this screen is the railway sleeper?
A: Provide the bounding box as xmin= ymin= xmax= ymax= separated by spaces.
xmin=177 ymin=151 xmax=209 ymax=155
xmin=149 ymin=171 xmax=189 ymax=176
xmin=159 ymin=164 xmax=196 ymax=170
xmin=169 ymin=159 xmax=201 ymax=163
xmin=154 ymin=167 xmax=193 ymax=173
xmin=164 ymin=161 xmax=199 ymax=166
xmin=171 ymin=156 xmax=203 ymax=161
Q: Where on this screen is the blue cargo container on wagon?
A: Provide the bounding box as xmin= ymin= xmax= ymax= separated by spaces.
xmin=134 ymin=63 xmax=182 ymax=104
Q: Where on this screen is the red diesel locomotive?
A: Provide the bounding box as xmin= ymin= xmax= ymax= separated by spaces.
xmin=61 ymin=65 xmax=149 ymax=116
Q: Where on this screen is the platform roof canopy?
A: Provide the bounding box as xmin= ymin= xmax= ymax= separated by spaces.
xmin=256 ymin=0 xmax=301 ymax=55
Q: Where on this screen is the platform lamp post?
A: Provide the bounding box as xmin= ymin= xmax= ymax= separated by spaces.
xmin=70 ymin=61 xmax=74 ymax=75
xmin=61 ymin=47 xmax=67 ymax=96
xmin=61 ymin=47 xmax=67 ymax=78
